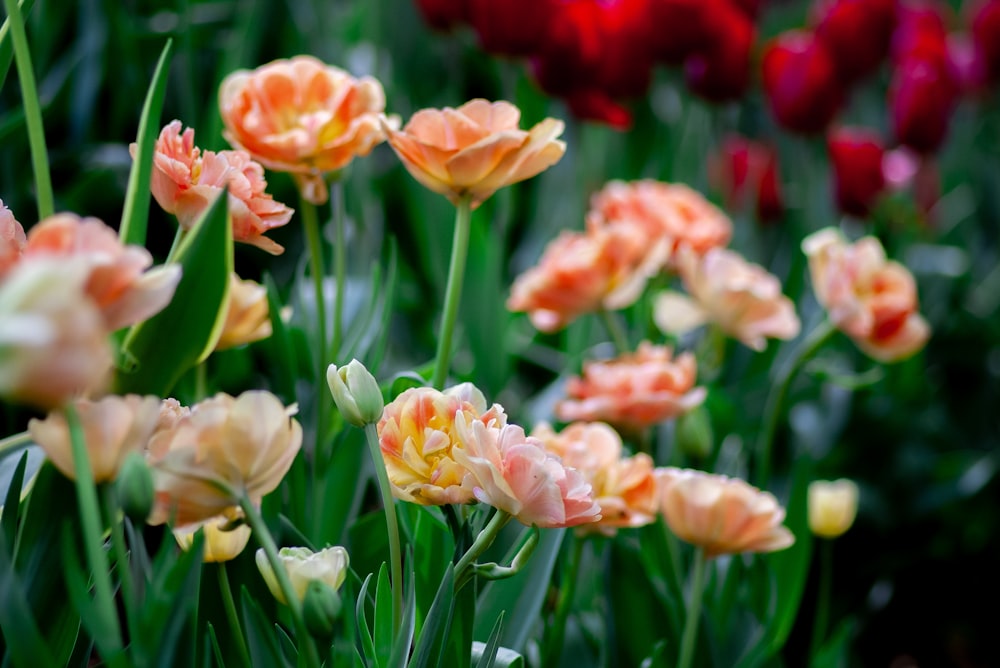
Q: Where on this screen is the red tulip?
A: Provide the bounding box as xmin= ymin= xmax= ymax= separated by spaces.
xmin=564 ymin=89 xmax=634 ymax=129
xmin=684 ymin=4 xmax=756 ymax=102
xmin=813 ymin=0 xmax=897 ymax=82
xmin=646 ymin=0 xmax=717 ymax=64
xmin=891 ymin=1 xmax=949 ymax=66
xmin=468 ymin=0 xmax=556 ymax=57
xmin=762 ymin=31 xmax=845 ymax=134
xmin=827 ymin=127 xmax=886 ymax=217
xmin=414 ymin=0 xmax=468 ymax=31
xmin=710 ymin=135 xmax=784 ymax=223
xmin=970 ymin=0 xmax=1000 ymax=81
xmin=889 ymin=54 xmax=958 ymax=153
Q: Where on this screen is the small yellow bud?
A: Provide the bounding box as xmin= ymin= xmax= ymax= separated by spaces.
xmin=808 ymin=479 xmax=859 ymax=539
xmin=327 ymin=360 xmax=384 ymax=427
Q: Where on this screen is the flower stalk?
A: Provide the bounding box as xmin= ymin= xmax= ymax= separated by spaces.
xmin=677 ymin=548 xmax=708 ymax=668
xmin=455 ymin=508 xmax=513 ymax=583
xmin=331 ymin=179 xmax=346 ymax=358
xmin=543 ymin=534 xmax=586 ymax=665
xmin=363 ymin=422 xmax=404 ymax=633
xmin=432 ymin=195 xmax=473 ymax=389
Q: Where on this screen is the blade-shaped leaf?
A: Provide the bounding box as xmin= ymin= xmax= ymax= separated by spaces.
xmin=0 ymin=528 xmax=57 ymax=667
xmin=1 ymin=450 xmax=28 ymax=550
xmin=408 ymin=562 xmax=455 ymax=668
xmin=0 ymin=0 xmax=36 ymax=92
xmin=356 ymin=573 xmax=377 ymax=668
xmin=374 ymin=563 xmax=393 ymax=668
xmin=473 ymin=612 xmax=504 ymax=668
xmin=241 ymin=587 xmax=288 ymax=668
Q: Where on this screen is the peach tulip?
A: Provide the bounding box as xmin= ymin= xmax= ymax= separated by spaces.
xmin=453 ymin=415 xmax=601 ymax=528
xmin=507 ymin=217 xmax=670 ymax=332
xmin=803 ymin=228 xmax=930 ymax=362
xmin=23 ymin=214 xmax=181 ymax=331
xmin=656 ymin=467 xmax=795 ymax=558
xmin=144 ymin=121 xmax=294 ymax=255
xmin=219 ymin=56 xmax=392 ymax=204
xmin=148 ymin=391 xmax=302 ymax=527
xmin=28 ymin=394 xmax=161 ymax=482
xmin=654 ymin=248 xmax=801 ymax=351
xmin=808 ymin=478 xmax=859 ymax=539
xmin=215 ymin=273 xmax=272 ymax=350
xmin=384 ymin=99 xmax=566 ymax=208
xmin=0 ymin=259 xmax=111 ymax=409
xmin=174 ymin=506 xmax=252 ymax=562
xmin=0 ymin=201 xmax=25 ymax=274
xmin=556 ymin=342 xmax=707 ymax=431
xmin=377 ymin=383 xmax=505 ymax=505
xmin=533 ymin=422 xmax=657 ymax=534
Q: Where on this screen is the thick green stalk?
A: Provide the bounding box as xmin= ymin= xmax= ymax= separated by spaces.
xmin=677 ymin=548 xmax=708 ymax=668
xmin=300 ymin=198 xmax=328 ymax=366
xmin=331 ymin=179 xmax=346 ymax=358
xmin=218 ymin=562 xmax=252 ymax=668
xmin=454 ymin=509 xmax=512 ymax=579
xmin=432 ymin=196 xmax=473 ymax=389
xmin=363 ymin=423 xmax=403 ymax=634
xmin=3 ymin=0 xmax=52 ymax=219
xmin=543 ymin=534 xmax=585 ymax=665
xmin=809 ymin=539 xmax=834 ymax=662
xmin=599 ymin=309 xmax=630 ymax=354
xmin=0 ymin=430 xmax=30 ymax=454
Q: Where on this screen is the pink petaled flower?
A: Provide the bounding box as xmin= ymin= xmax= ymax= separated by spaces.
xmin=655 ymin=467 xmax=795 ymax=558
xmin=654 ymin=248 xmax=801 ymax=351
xmin=803 ymin=228 xmax=930 ymax=362
xmin=506 ymin=217 xmax=670 ymax=333
xmin=589 ymin=180 xmax=732 ymax=262
xmin=144 ymin=121 xmax=294 ymax=255
xmin=22 ymin=214 xmax=181 ymax=331
xmin=377 ymin=383 xmax=506 ymax=506
xmin=533 ymin=421 xmax=657 ymax=535
xmin=452 ymin=415 xmax=601 ymax=528
xmin=0 ymin=200 xmax=25 ymax=275
xmin=556 ymin=342 xmax=707 ymax=431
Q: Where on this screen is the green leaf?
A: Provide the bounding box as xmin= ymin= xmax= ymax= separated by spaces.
xmin=356 ymin=573 xmax=377 ymax=668
xmin=1 ymin=450 xmax=28 ymax=551
xmin=241 ymin=588 xmax=288 ymax=668
xmin=118 ymin=39 xmax=173 ymax=247
xmin=0 ymin=528 xmax=57 ymax=667
xmin=387 ymin=371 xmax=428 ymax=400
xmin=262 ymin=273 xmax=300 ymax=403
xmin=386 ymin=550 xmax=417 ymax=668
xmin=408 ymin=562 xmax=454 ymax=668
xmin=117 ymin=191 xmax=233 ymax=396
xmin=374 ymin=563 xmax=393 ymax=668
xmin=206 ymin=623 xmax=227 ymax=668
xmin=473 ymin=612 xmax=504 ymax=668
xmin=0 ymin=0 xmax=35 ymax=93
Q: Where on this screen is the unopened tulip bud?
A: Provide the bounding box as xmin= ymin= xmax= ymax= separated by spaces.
xmin=808 ymin=479 xmax=859 ymax=538
xmin=117 ymin=452 xmax=154 ymax=523
xmin=302 ymin=580 xmax=342 ymax=640
xmin=675 ymin=405 xmax=714 ymax=459
xmin=256 ymin=546 xmax=350 ymax=606
xmin=762 ymin=31 xmax=845 ymax=134
xmin=327 ymin=360 xmax=384 ymax=427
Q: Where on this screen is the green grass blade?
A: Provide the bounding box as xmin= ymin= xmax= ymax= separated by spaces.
xmin=0 ymin=0 xmax=34 ymax=92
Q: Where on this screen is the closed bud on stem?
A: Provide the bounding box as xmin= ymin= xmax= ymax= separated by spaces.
xmin=675 ymin=405 xmax=714 ymax=460
xmin=302 ymin=580 xmax=343 ymax=640
xmin=116 ymin=451 xmax=155 ymax=523
xmin=327 ymin=359 xmax=384 ymax=427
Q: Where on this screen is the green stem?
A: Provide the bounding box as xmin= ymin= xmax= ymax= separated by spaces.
xmin=165 ymin=227 xmax=188 ymax=264
xmin=218 ymin=562 xmax=253 ymax=668
xmin=331 ymin=179 xmax=346 ymax=358
xmin=677 ymin=548 xmax=708 ymax=668
xmin=0 ymin=430 xmax=30 ymax=454
xmin=544 ymin=534 xmax=585 ymax=666
xmin=755 ymin=320 xmax=837 ymax=486
xmin=3 ymin=0 xmax=52 ymax=219
xmin=66 ymin=406 xmax=126 ymax=666
xmin=239 ymin=496 xmax=322 ymax=668
xmin=101 ymin=486 xmax=137 ymax=646
xmin=599 ymin=309 xmax=630 ymax=354
xmin=194 ymin=360 xmax=208 ymax=401
xmin=432 ymin=196 xmax=472 ymax=389
xmin=301 ymin=198 xmax=328 ymax=365
xmin=363 ymin=423 xmax=403 ymax=634
xmin=455 ymin=509 xmax=512 ymax=580
xmin=809 ymin=539 xmax=833 ymax=662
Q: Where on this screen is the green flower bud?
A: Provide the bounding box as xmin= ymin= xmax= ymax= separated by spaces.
xmin=675 ymin=405 xmax=713 ymax=460
xmin=302 ymin=580 xmax=342 ymax=640
xmin=116 ymin=451 xmax=154 ymax=523
xmin=327 ymin=360 xmax=384 ymax=427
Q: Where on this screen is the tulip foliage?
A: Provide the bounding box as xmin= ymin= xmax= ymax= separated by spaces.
xmin=0 ymin=1 xmax=996 ymax=667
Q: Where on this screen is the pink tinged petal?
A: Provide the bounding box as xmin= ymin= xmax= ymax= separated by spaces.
xmin=445 ymin=131 xmax=529 ymax=188
xmin=653 ymin=291 xmax=709 ymax=336
xmin=101 ymin=264 xmax=182 ymax=331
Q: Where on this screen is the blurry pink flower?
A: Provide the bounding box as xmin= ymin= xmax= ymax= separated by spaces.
xmin=143 ymin=121 xmax=294 ymax=255
xmin=377 ymin=383 xmax=506 ymax=505
xmin=654 ymin=248 xmax=800 ymax=351
xmin=533 ymin=421 xmax=657 ymax=534
xmin=22 ymin=214 xmax=181 ymax=331
xmin=589 ymin=180 xmax=732 ymax=261
xmin=0 ymin=200 xmax=25 ymax=274
xmin=452 ymin=415 xmax=601 ymax=528
xmin=384 ymin=99 xmax=565 ymax=208
xmin=556 ymin=342 xmax=707 ymax=431
xmin=803 ymin=228 xmax=930 ymax=362
xmin=29 ymin=394 xmax=161 ymax=482
xmin=215 ymin=273 xmax=272 ymax=350
xmin=655 ymin=467 xmax=795 ymax=558
xmin=220 ymin=56 xmax=392 ymax=204
xmin=506 ymin=217 xmax=670 ymax=332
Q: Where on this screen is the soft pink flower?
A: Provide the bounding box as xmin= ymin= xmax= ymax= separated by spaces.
xmin=803 ymin=228 xmax=930 ymax=362
xmin=556 ymin=343 xmax=707 ymax=431
xmin=0 ymin=200 xmax=25 ymax=275
xmin=506 ymin=217 xmax=670 ymax=332
xmin=655 ymin=467 xmax=795 ymax=558
xmin=654 ymin=248 xmax=801 ymax=351
xmin=143 ymin=121 xmax=294 ymax=255
xmin=452 ymin=415 xmax=600 ymax=528
xmin=533 ymin=421 xmax=657 ymax=534
xmin=22 ymin=214 xmax=181 ymax=331
xmin=377 ymin=383 xmax=506 ymax=505
xmin=216 ymin=273 xmax=272 ymax=350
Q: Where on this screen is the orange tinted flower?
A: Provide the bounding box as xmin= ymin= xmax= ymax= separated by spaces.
xmin=556 ymin=342 xmax=707 ymax=431
xmin=385 ymin=99 xmax=565 ymax=208
xmin=654 ymin=248 xmax=801 ymax=351
xmin=144 ymin=121 xmax=294 ymax=255
xmin=803 ymin=228 xmax=930 ymax=362
xmin=23 ymin=214 xmax=181 ymax=331
xmin=589 ymin=180 xmax=732 ymax=260
xmin=219 ymin=56 xmax=391 ymax=204
xmin=655 ymin=467 xmax=795 ymax=558
xmin=377 ymin=383 xmax=505 ymax=505
xmin=0 ymin=200 xmax=25 ymax=274
xmin=28 ymin=394 xmax=161 ymax=482
xmin=452 ymin=416 xmax=601 ymax=528
xmin=507 ymin=217 xmax=670 ymax=332
xmin=533 ymin=422 xmax=657 ymax=534
xmin=148 ymin=391 xmax=302 ymax=526
xmin=215 ymin=273 xmax=272 ymax=350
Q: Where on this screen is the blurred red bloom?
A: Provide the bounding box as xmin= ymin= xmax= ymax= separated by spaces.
xmin=709 ymin=135 xmax=784 ymax=223
xmin=414 ymin=0 xmax=468 ymax=31
xmin=684 ymin=3 xmax=756 ymax=102
xmin=889 ymin=54 xmax=958 ymax=153
xmin=468 ymin=0 xmax=556 ymax=56
xmin=827 ymin=126 xmax=887 ymax=218
xmin=891 ymin=1 xmax=950 ymax=66
xmin=970 ymin=0 xmax=1000 ymax=81
xmin=646 ymin=0 xmax=717 ymax=64
xmin=762 ymin=31 xmax=845 ymax=134
xmin=813 ymin=0 xmax=897 ymax=82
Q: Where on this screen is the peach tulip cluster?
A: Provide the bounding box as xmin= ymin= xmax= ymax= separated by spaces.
xmin=377 ymin=383 xmax=601 ymax=528
xmin=803 ymin=228 xmax=929 ymax=362
xmin=0 ymin=208 xmax=180 ymax=409
xmin=215 ymin=273 xmax=272 ymax=350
